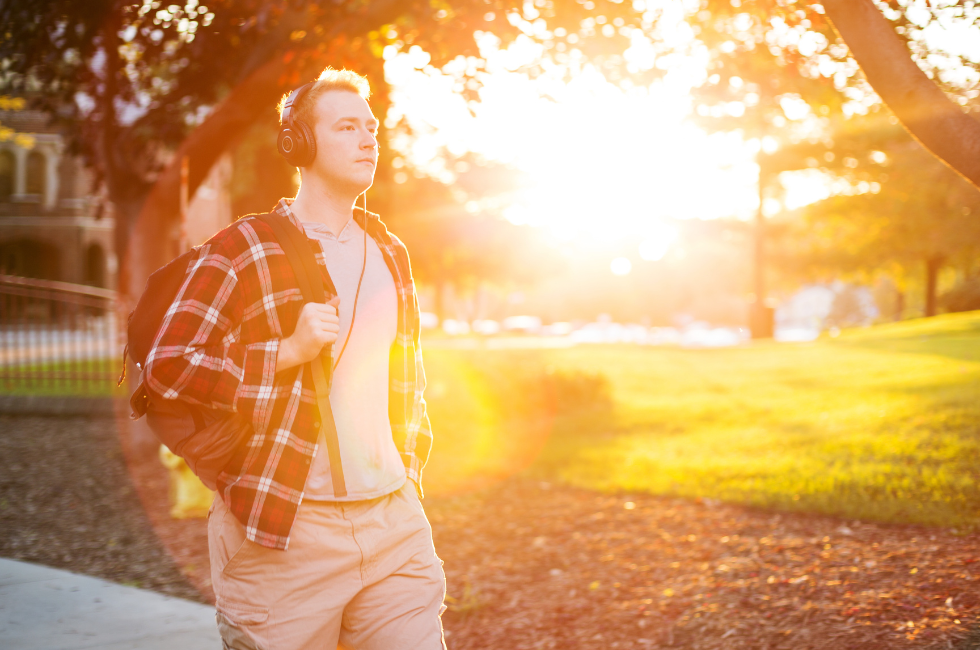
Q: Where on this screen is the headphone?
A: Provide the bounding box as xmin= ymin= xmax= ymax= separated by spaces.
xmin=277 ymin=82 xmax=317 ymax=167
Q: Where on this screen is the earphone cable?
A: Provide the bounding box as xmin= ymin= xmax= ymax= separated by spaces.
xmin=333 ymin=192 xmax=368 ymax=370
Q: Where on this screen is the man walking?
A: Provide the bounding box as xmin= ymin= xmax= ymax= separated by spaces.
xmin=144 ymin=67 xmax=445 ymax=650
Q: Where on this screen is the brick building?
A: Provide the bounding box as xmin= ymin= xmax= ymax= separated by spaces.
xmin=0 ymin=108 xmax=233 ymax=290
xmin=0 ymin=109 xmax=114 ymax=288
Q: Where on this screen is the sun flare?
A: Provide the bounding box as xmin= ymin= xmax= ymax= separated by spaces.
xmin=384 ymin=29 xmax=787 ymax=253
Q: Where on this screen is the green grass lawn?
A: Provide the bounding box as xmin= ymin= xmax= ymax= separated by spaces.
xmin=421 ymin=311 xmax=980 ymax=531
xmin=0 ymin=359 xmax=123 ymax=397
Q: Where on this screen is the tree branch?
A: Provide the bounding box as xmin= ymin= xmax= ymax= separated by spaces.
xmin=122 ymin=0 xmax=403 ymax=300
xmin=820 ymin=0 xmax=980 ymax=189
xmin=123 ymin=50 xmax=320 ymax=299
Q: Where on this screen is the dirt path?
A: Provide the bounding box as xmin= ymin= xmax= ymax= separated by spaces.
xmin=118 ymin=419 xmax=980 ymax=650
xmin=0 ymin=414 xmax=200 ymax=602
xmin=0 ymin=404 xmax=950 ymax=648
xmin=432 ymin=479 xmax=979 ymax=650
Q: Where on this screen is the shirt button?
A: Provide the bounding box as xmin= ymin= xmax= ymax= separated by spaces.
xmin=314 ymin=421 xmax=321 ymax=429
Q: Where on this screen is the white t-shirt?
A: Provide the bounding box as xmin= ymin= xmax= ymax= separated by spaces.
xmin=301 ymin=218 xmax=406 ymax=501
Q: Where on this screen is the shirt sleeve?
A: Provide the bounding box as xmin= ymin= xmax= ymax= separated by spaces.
xmin=405 ymin=344 xmax=433 ymax=497
xmin=402 ymin=289 xmax=433 ymax=496
xmin=142 ymin=239 xmax=280 ymax=427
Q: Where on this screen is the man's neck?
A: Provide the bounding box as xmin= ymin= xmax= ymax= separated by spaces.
xmin=289 ymin=177 xmax=359 ymax=235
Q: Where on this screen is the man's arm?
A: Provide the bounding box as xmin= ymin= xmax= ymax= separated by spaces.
xmin=144 ymin=230 xmax=343 ymax=426
xmin=143 ymin=237 xmax=281 ymax=425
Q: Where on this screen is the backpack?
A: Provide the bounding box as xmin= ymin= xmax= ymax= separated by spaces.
xmin=124 ymin=213 xmax=346 ymax=494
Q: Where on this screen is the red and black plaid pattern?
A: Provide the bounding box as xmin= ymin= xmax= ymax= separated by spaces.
xmin=144 ymin=199 xmax=432 ymax=550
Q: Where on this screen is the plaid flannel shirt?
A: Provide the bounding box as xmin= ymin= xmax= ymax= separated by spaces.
xmin=144 ymin=199 xmax=432 ymax=550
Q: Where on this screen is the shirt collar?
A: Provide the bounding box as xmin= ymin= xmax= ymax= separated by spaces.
xmin=274 ymin=197 xmax=304 ymax=233
xmin=303 ymin=217 xmax=361 ymax=243
xmin=275 ymin=197 xmax=383 ymax=237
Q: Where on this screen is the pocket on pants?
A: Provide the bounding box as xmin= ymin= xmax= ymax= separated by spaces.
xmin=212 ymin=504 xmax=255 ymax=578
xmin=393 ymin=480 xmax=440 ymax=561
xmin=222 ymin=537 xmax=257 ymax=578
xmin=212 ymin=510 xmax=273 ymax=649
xmin=219 ymin=600 xmax=270 ymax=626
xmin=216 ymin=605 xmax=271 ymax=650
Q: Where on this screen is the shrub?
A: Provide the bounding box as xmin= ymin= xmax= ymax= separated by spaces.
xmin=540 ymin=368 xmax=613 ymax=416
xmin=940 ymin=278 xmax=980 ymax=313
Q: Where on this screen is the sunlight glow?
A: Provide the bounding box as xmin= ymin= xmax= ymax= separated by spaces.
xmin=610 ymin=257 xmax=633 ymax=275
xmin=383 ymin=8 xmax=837 ymax=247
xmin=638 ymin=221 xmax=678 ymax=261
xmin=781 ymin=169 xmax=833 ymax=210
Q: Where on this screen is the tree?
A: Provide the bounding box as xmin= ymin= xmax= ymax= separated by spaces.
xmin=689 ymin=0 xmax=980 ymax=329
xmin=0 ymin=96 xmax=37 ymax=151
xmin=6 ymin=0 xmax=979 ymax=310
xmin=693 ymin=0 xmax=980 ymax=189
xmin=1 ymin=0 xmax=646 ymax=300
xmin=788 ymin=115 xmax=980 ymax=317
xmin=821 ymin=0 xmax=980 ymax=190
xmin=2 ymin=0 xmax=412 ymax=297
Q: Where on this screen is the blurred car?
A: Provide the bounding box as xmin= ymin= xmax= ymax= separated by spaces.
xmin=472 ymin=319 xmax=501 ymax=335
xmin=502 ymin=315 xmax=542 ymax=334
xmin=539 ymin=321 xmax=573 ymax=337
xmin=441 ymin=319 xmax=471 ymax=336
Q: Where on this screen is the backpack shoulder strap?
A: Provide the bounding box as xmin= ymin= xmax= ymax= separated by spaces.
xmin=256 ymin=213 xmax=322 ymax=301
xmin=255 ymin=213 xmax=337 ymax=300
xmin=255 ymin=212 xmax=347 ymax=498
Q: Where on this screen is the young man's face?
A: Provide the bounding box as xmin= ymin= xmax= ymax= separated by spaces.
xmin=306 ymin=89 xmax=379 ymax=195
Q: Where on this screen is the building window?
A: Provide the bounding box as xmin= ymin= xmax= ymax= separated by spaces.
xmin=84 ymin=244 xmax=106 ymax=288
xmin=0 ymin=150 xmax=13 ymax=200
xmin=26 ymin=151 xmax=46 ymax=196
xmin=0 ymin=239 xmax=61 ymax=280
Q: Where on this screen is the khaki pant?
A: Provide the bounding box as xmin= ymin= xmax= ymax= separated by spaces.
xmin=208 ymin=482 xmax=447 ymax=650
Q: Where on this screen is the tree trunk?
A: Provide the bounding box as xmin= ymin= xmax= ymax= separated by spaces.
xmin=750 ymin=162 xmax=775 ymax=339
xmin=122 ymin=54 xmax=316 ymax=301
xmin=96 ymin=8 xmax=152 ymax=313
xmin=820 ymin=0 xmax=980 ymax=190
xmin=434 ymin=280 xmax=446 ymax=324
xmin=894 ymin=288 xmax=905 ymax=322
xmin=924 ymin=257 xmax=942 ymax=318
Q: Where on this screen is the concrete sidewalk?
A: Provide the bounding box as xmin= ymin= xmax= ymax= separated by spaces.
xmin=0 ymin=558 xmax=220 ymax=649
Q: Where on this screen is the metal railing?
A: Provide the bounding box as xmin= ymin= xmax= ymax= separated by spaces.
xmin=0 ymin=274 xmax=122 ymax=395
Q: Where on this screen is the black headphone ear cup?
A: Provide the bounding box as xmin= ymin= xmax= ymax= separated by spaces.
xmin=277 ymin=120 xmax=316 ymax=167
xmin=294 ymin=119 xmax=317 ymax=167
xmin=277 ymin=126 xmax=306 ymax=167
xmin=277 ymin=82 xmax=317 ymax=166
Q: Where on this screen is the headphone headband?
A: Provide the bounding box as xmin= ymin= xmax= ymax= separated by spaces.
xmin=278 ymin=82 xmax=317 ymax=167
xmin=281 ymin=82 xmax=314 ymax=127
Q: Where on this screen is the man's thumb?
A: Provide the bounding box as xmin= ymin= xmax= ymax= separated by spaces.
xmin=327 ymin=296 xmax=340 ymax=308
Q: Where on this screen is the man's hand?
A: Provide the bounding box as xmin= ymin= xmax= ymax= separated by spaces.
xmin=276 ymin=297 xmax=340 ymax=373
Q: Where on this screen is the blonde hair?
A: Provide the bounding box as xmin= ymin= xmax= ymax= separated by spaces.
xmin=277 ymin=67 xmax=371 ymax=128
